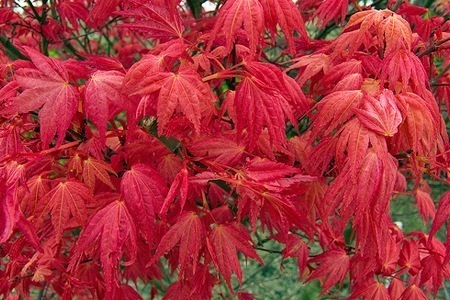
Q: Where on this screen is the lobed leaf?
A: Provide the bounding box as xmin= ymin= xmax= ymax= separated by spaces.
xmin=35 ymin=180 xmax=94 ymax=240
xmin=1 ymin=47 xmax=79 ymax=148
xmin=306 ymin=248 xmax=350 ymax=295
xmin=207 ymin=223 xmax=263 ymax=289
xmin=71 ymin=199 xmax=137 ymax=293
xmin=207 ymin=0 xmax=264 ymax=55
xmin=147 ymin=211 xmax=204 ymax=276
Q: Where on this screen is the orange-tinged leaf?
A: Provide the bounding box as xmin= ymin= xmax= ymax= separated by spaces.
xmin=36 ymin=180 xmax=94 ymax=240
xmin=1 ymin=47 xmax=79 ymax=148
xmin=336 ymin=118 xmax=375 ymax=173
xmin=147 ymin=211 xmax=204 ymax=275
xmin=354 ymin=90 xmax=402 ymax=137
xmin=207 ymin=0 xmax=264 ymax=55
xmin=306 ymin=248 xmax=350 ymax=295
xmin=380 ymin=50 xmax=428 ymax=94
xmin=334 ymin=9 xmax=392 ymax=56
xmin=344 ymin=9 xmax=391 ymax=32
xmin=71 ymin=199 xmax=137 ymax=293
xmin=312 ymin=90 xmax=364 ymax=137
xmin=82 ymin=157 xmax=117 ymax=190
xmin=378 ymin=14 xmax=412 ymax=55
xmin=321 ymin=59 xmax=363 ymax=89
xmin=395 ymin=92 xmax=441 ymax=156
xmin=19 ymin=175 xmax=50 ymax=216
xmin=286 ymin=54 xmax=331 ymax=86
xmin=207 ymin=223 xmax=263 ymax=288
xmin=332 ymin=73 xmax=364 ymax=92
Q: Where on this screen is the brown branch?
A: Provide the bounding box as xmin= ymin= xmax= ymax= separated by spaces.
xmin=417 ymin=36 xmax=450 ymax=58
xmin=255 ymin=246 xmax=282 ymax=254
xmin=391 ymin=0 xmax=403 ymax=11
xmin=431 ymin=64 xmax=450 ymax=85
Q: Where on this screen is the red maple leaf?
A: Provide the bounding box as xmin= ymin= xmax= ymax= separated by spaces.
xmin=147 ymin=211 xmax=204 ymax=276
xmin=394 ymin=92 xmax=442 ymax=156
xmin=120 ymin=1 xmax=185 ymax=40
xmin=377 ymin=14 xmax=412 ymax=56
xmin=207 ymin=0 xmax=264 ymax=55
xmin=70 ymin=198 xmax=137 ymax=293
xmin=399 ymin=284 xmax=427 ymax=300
xmin=121 ymin=164 xmax=168 ymax=241
xmin=35 ymin=180 xmax=94 ymax=240
xmin=84 ymin=70 xmax=127 ymax=144
xmin=82 ymin=157 xmax=117 ymax=191
xmin=398 ymin=239 xmax=421 ymax=276
xmin=86 ymin=0 xmax=121 ymax=27
xmin=354 ymin=90 xmax=402 ymax=137
xmin=280 ymin=234 xmax=309 ymax=279
xmin=259 ymin=0 xmax=308 ymax=52
xmin=430 ymin=192 xmax=450 ymax=239
xmin=159 ymin=165 xmax=188 ymax=217
xmin=206 ymin=223 xmax=263 ymax=289
xmin=414 ymin=188 xmax=436 ymax=223
xmin=314 ymin=0 xmax=349 ymax=27
xmin=1 ymin=47 xmax=79 ymax=148
xmin=389 ymin=277 xmax=406 ymax=299
xmin=18 ymin=175 xmax=50 ymax=216
xmin=189 ymin=135 xmax=246 ymax=167
xmin=123 ymin=64 xmax=211 ymax=136
xmin=286 ymin=53 xmax=331 ymax=87
xmin=311 ymin=90 xmax=364 ymax=137
xmin=1 ymin=162 xmax=42 ymax=251
xmin=234 ymin=71 xmax=296 ymax=149
xmin=57 ymin=0 xmax=88 ymax=30
xmin=306 ymin=248 xmax=350 ymax=295
xmin=349 ymin=280 xmax=390 ymax=300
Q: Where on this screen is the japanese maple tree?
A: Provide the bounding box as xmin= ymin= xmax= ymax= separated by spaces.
xmin=1 ymin=0 xmax=450 ymax=299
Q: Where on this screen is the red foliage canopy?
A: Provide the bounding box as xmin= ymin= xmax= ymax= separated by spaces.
xmin=0 ymin=0 xmax=449 ymax=299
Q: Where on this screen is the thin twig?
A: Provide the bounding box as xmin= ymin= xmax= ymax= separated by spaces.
xmin=417 ymin=36 xmax=450 ymax=58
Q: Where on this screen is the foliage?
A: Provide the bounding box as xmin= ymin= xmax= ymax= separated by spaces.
xmin=0 ymin=0 xmax=450 ymax=299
